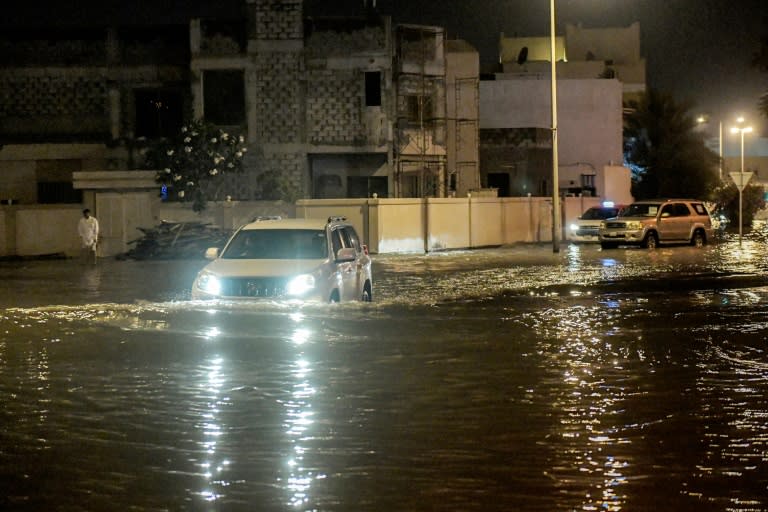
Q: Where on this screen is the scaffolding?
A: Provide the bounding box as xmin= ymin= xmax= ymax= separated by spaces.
xmin=393 ymin=24 xmax=447 ymax=198
xmin=451 ymin=76 xmax=479 ymax=195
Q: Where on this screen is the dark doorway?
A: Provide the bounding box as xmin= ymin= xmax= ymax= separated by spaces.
xmin=487 ymin=173 xmax=510 ymax=197
xmin=348 ymin=176 xmax=388 ymax=198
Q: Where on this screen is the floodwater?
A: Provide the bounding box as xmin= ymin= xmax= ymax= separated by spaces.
xmin=2 ymin=228 xmax=768 ymax=512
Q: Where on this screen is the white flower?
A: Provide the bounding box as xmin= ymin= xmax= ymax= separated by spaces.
xmin=238 ymin=135 xmax=244 ymax=143
xmin=221 ymin=133 xmax=229 ymax=140
xmin=211 ymin=137 xmax=217 ymax=143
xmin=184 ymin=137 xmax=191 ymax=143
xmin=181 ymin=126 xmax=187 ymax=133
xmin=167 ymin=149 xmax=174 ymax=156
xmin=173 ymin=174 xmax=181 ymax=181
xmin=178 ymin=190 xmax=185 ymax=198
xmin=187 ymin=181 xmax=194 ymax=186
xmin=235 ymin=152 xmax=242 ymax=158
xmin=214 ymin=156 xmax=223 ymax=164
xmin=241 ymin=147 xmax=247 ymax=153
xmin=184 ymin=146 xmax=192 ymax=153
xmin=164 ymin=168 xmax=171 ymax=174
xmin=227 ymin=162 xmax=234 ymax=168
xmin=209 ymin=169 xmax=219 ymax=176
xmin=191 ymin=131 xmax=198 ymax=136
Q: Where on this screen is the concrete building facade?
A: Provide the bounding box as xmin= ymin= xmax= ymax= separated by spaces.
xmin=477 ymin=22 xmax=644 ymax=203
xmin=0 ymin=1 xmax=481 ymax=206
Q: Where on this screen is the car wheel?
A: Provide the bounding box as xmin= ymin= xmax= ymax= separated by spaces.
xmin=691 ymin=230 xmax=706 ymax=247
xmin=600 ymin=242 xmax=617 ymax=249
xmin=642 ymin=232 xmax=658 ymax=249
xmin=361 ymin=283 xmax=372 ymax=302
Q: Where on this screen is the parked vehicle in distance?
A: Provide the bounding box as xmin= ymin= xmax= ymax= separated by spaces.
xmin=599 ymin=199 xmax=713 ymax=249
xmin=192 ymin=216 xmax=373 ymax=302
xmin=568 ymin=202 xmax=624 ymax=243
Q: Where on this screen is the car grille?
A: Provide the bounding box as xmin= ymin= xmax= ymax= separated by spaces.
xmin=220 ymin=277 xmax=289 ymax=298
xmin=605 ymin=221 xmax=626 ymax=229
xmin=576 ymin=227 xmax=599 ymax=236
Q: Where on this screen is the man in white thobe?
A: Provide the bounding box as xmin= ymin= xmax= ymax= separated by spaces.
xmin=78 ymin=208 xmax=99 ymax=263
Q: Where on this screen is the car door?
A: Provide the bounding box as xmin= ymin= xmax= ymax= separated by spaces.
xmin=658 ymin=202 xmax=690 ymax=242
xmin=343 ymin=226 xmax=367 ymax=298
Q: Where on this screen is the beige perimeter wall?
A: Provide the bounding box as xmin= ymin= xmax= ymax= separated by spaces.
xmin=1 ymin=195 xmax=606 ymax=258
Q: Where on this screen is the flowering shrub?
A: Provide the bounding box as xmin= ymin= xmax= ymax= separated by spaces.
xmin=145 ymin=120 xmax=248 ymax=212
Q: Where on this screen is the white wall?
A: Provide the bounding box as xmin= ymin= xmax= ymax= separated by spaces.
xmin=480 ymin=77 xmax=624 ymax=171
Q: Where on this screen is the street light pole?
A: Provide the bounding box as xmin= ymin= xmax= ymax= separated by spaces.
xmin=731 ymin=123 xmax=753 ymax=245
xmin=718 ymin=121 xmax=723 ymax=181
xmin=550 ymin=0 xmax=560 ymax=253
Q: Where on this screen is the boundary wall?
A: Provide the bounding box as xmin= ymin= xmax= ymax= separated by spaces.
xmin=1 ymin=195 xmax=602 ymax=258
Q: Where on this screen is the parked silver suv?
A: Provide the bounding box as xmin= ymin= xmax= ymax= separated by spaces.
xmin=599 ymin=199 xmax=713 ymax=249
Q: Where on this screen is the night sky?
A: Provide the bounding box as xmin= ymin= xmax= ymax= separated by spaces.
xmin=311 ymin=0 xmax=768 ymax=137
xmin=5 ymin=0 xmax=768 ymax=136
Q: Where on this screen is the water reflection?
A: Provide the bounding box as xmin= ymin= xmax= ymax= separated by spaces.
xmin=534 ymin=304 xmax=630 ymax=511
xmin=196 ymin=355 xmax=231 ymax=504
xmin=280 ymin=312 xmax=325 ymax=509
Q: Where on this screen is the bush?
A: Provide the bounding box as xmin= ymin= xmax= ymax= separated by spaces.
xmin=145 ymin=120 xmax=248 ymax=212
xmin=713 ymin=181 xmax=766 ymax=227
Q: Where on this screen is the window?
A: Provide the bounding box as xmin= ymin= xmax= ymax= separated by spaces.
xmin=135 ymin=89 xmax=182 ymax=139
xmin=406 ymin=95 xmax=433 ymax=124
xmin=203 ymin=70 xmax=245 ymax=125
xmin=37 ymin=182 xmax=82 ymax=204
xmin=347 ymin=176 xmax=388 ymax=198
xmin=338 ymin=227 xmax=361 ymax=253
xmin=580 ymin=174 xmax=596 ymax=188
xmin=364 ymin=71 xmax=381 ymax=107
xmin=331 ymin=229 xmax=343 ymax=256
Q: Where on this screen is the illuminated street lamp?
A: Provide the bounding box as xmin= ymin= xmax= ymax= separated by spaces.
xmin=549 ymin=0 xmax=560 ymax=253
xmin=730 ymin=122 xmax=753 ymax=245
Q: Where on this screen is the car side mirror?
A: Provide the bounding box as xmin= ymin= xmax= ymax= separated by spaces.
xmin=335 ymin=247 xmax=356 ymax=262
xmin=205 ymin=247 xmax=219 ymax=260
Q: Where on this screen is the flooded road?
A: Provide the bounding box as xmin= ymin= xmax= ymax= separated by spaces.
xmin=2 ymin=229 xmax=768 ymax=511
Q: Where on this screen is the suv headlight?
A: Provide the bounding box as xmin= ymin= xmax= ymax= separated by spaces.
xmin=287 ymin=274 xmax=316 ymax=296
xmin=196 ymin=272 xmax=221 ymax=296
xmin=569 ymin=223 xmax=579 ymax=232
xmin=624 ymin=221 xmax=643 ymax=230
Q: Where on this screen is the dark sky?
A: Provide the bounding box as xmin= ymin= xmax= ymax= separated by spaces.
xmin=6 ymin=0 xmax=768 ymax=135
xmin=309 ymin=0 xmax=768 ymax=137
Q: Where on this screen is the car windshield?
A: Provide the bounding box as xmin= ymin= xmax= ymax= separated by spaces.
xmin=221 ymin=229 xmax=327 ymax=259
xmin=582 ymin=207 xmax=619 ymax=220
xmin=621 ymin=203 xmax=660 ymax=217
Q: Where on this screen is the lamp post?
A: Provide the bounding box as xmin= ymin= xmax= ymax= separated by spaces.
xmin=730 ymin=123 xmax=753 ymax=245
xmin=549 ymin=0 xmax=561 ymax=253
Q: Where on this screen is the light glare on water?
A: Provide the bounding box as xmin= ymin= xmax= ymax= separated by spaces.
xmin=2 ymin=231 xmax=768 ymax=511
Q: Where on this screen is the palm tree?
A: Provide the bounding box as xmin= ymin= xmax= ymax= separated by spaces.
xmin=624 ymin=89 xmax=719 ymax=200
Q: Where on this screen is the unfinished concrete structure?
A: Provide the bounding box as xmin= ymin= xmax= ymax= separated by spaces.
xmin=0 ymin=0 xmax=479 ymax=207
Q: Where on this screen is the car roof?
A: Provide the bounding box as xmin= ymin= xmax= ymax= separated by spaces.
xmin=239 ymin=217 xmax=352 ymax=231
xmin=632 ymin=198 xmax=701 ymax=203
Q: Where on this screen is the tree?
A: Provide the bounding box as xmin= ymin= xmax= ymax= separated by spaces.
xmin=753 ymin=36 xmax=768 ymax=117
xmin=712 ymin=181 xmax=766 ymax=227
xmin=624 ymin=89 xmax=720 ymax=200
xmin=145 ymin=120 xmax=248 ymax=212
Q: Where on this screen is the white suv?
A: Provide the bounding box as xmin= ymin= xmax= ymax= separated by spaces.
xmin=598 ymin=199 xmax=713 ymax=249
xmin=192 ymin=216 xmax=373 ymax=302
